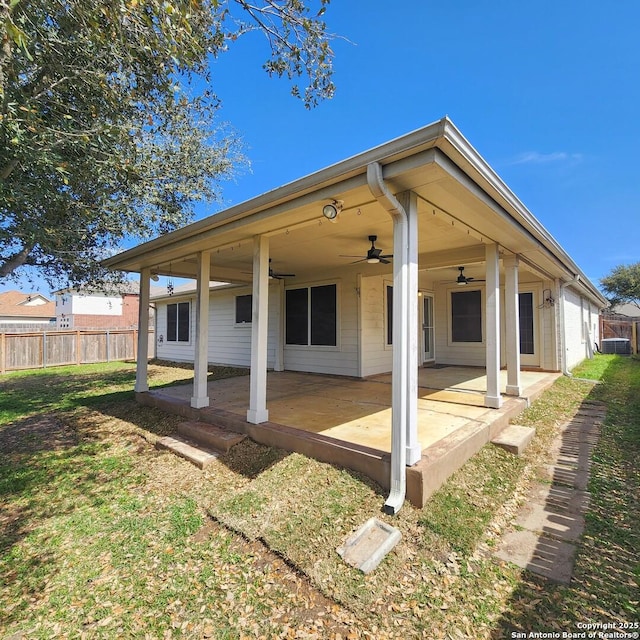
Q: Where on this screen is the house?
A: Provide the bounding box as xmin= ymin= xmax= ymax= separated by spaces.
xmin=54 ymin=285 xmax=141 ymax=330
xmin=0 ymin=290 xmax=56 ymax=330
xmin=104 ymin=117 xmax=606 ymax=512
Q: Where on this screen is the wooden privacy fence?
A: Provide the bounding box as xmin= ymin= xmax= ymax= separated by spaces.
xmin=0 ymin=329 xmax=154 ymax=373
xmin=600 ymin=317 xmax=639 ymax=354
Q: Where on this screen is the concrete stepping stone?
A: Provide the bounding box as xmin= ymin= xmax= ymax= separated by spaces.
xmin=156 ymin=435 xmax=220 ymax=470
xmin=492 ymin=401 xmax=604 ymax=585
xmin=177 ymin=421 xmax=245 ymax=453
xmin=494 ymin=530 xmax=576 ymax=585
xmin=491 ymin=424 xmax=535 ymax=455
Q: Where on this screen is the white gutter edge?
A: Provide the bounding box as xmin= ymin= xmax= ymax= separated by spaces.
xmin=367 ymin=162 xmax=408 ymax=515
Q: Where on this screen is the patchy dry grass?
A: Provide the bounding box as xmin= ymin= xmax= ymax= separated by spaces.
xmin=1 ymin=356 xmax=638 ymax=638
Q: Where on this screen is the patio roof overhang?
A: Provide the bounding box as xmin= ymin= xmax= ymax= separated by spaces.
xmin=103 ymin=117 xmax=606 ymax=308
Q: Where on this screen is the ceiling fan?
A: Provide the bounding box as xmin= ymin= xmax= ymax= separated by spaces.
xmin=341 ymin=235 xmax=393 ymax=264
xmin=453 ymin=266 xmax=485 ymax=285
xmin=243 ymin=259 xmax=295 ymax=280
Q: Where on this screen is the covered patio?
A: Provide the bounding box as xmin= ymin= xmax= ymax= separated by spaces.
xmin=142 ymin=366 xmax=559 ymax=507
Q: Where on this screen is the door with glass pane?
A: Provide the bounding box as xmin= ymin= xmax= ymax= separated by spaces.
xmin=422 ymin=294 xmax=435 ymax=362
xmin=519 ymin=291 xmax=539 ymax=367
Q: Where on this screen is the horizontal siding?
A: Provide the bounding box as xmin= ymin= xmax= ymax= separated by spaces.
xmin=155 ymin=298 xmax=196 ymax=363
xmin=563 ymin=286 xmax=588 ymax=370
xmin=360 ymin=275 xmax=392 ymax=376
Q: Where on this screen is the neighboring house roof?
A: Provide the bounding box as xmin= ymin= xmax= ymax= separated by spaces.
xmin=54 ymin=281 xmax=140 ymax=296
xmin=150 ymin=281 xmax=234 ymax=302
xmin=104 ymin=116 xmax=607 ymax=308
xmin=608 ymin=303 xmax=640 ymax=318
xmin=0 ymin=290 xmax=56 ymax=319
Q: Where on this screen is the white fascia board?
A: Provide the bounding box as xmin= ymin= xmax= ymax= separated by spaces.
xmin=440 ymin=120 xmax=607 ymax=307
xmin=103 ymin=119 xmax=448 ymax=271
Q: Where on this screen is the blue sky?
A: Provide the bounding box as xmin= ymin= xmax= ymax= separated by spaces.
xmin=5 ymin=1 xmax=639 ymax=294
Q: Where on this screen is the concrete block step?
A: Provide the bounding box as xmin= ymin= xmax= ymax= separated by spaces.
xmin=156 ymin=435 xmax=220 ymax=470
xmin=177 ymin=421 xmax=246 ymax=454
xmin=492 ymin=424 xmax=535 ymax=455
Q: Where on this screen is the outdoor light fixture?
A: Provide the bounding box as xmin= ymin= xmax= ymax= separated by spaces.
xmin=322 ymin=200 xmax=343 ymax=222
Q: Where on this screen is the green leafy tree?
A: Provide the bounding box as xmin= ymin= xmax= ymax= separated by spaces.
xmin=600 ymin=262 xmax=640 ymax=310
xmin=0 ymin=0 xmax=335 ymax=289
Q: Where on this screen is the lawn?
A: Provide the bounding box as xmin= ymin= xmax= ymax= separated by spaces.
xmin=1 ymin=356 xmax=638 ymax=638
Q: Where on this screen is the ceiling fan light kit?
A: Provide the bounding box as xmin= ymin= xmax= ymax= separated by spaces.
xmin=341 ymin=235 xmax=393 ymax=265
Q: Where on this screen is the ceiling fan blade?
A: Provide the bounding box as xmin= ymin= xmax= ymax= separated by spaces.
xmin=350 ymin=258 xmax=367 ymax=264
xmin=379 ymin=254 xmax=393 ymax=259
xmin=379 ymin=258 xmax=391 ymax=264
xmin=340 ymin=254 xmax=367 ymax=259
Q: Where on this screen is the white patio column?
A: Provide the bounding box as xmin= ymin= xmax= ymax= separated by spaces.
xmin=398 ymin=191 xmax=421 ymax=465
xmin=504 ymin=255 xmax=521 ymax=396
xmin=485 ymin=243 xmax=502 ymax=408
xmin=134 ymin=267 xmax=151 ymax=393
xmin=191 ymin=250 xmax=211 ymax=408
xmin=247 ymin=235 xmax=270 ymax=424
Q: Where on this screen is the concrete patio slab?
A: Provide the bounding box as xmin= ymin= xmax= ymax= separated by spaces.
xmin=142 ymin=367 xmax=561 ymax=507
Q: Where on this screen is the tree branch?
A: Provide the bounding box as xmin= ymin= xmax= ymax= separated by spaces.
xmin=0 ymin=245 xmax=32 ymax=278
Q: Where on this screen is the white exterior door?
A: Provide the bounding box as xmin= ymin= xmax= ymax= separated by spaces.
xmin=422 ymin=294 xmax=435 ymax=363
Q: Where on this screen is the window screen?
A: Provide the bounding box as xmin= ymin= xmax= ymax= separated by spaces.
xmin=235 ymin=295 xmax=252 ymax=324
xmin=519 ymin=292 xmax=535 ymax=355
xmin=311 ymin=284 xmax=337 ymax=346
xmin=451 ymin=290 xmax=482 ymax=342
xmin=286 ymin=284 xmax=337 ymax=346
xmin=167 ymin=302 xmax=190 ymax=342
xmin=386 ymin=285 xmax=393 ymax=345
xmin=285 ymin=288 xmax=308 ymax=345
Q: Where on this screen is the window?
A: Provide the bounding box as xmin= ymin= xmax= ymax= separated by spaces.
xmin=285 ymin=284 xmax=337 ymax=346
xmin=167 ymin=302 xmax=190 ymax=342
xmin=386 ymin=285 xmax=393 ymax=345
xmin=235 ymin=295 xmax=252 ymax=324
xmin=451 ymin=290 xmax=482 ymax=342
xmin=519 ymin=292 xmax=535 ymax=355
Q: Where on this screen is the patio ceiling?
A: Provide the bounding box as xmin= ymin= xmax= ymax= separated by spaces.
xmin=104 ymin=117 xmax=606 ymax=306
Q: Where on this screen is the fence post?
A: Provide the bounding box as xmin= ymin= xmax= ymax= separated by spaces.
xmin=633 ymin=321 xmax=638 ymax=355
xmin=43 ymin=332 xmax=47 ymax=368
xmin=76 ymin=330 xmax=81 ymax=365
xmin=106 ymin=330 xmax=110 ymax=362
xmin=133 ymin=329 xmax=138 ymax=361
xmin=1 ymin=333 xmax=5 ymax=374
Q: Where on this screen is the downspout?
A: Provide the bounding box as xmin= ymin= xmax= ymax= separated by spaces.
xmin=559 ymin=274 xmax=580 ymax=376
xmin=367 ymin=162 xmax=408 ymax=515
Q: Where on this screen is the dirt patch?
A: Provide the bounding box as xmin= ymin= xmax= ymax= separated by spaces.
xmin=0 ymin=414 xmax=78 ymax=454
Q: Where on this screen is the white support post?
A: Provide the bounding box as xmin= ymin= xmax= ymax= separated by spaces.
xmin=247 ymin=235 xmax=270 ymax=424
xmin=135 ymin=267 xmax=151 ymax=393
xmin=504 ymin=255 xmax=521 ymax=396
xmin=398 ymin=191 xmax=421 ymax=465
xmin=485 ymin=243 xmax=502 ymax=408
xmin=191 ymin=250 xmax=211 ymax=408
